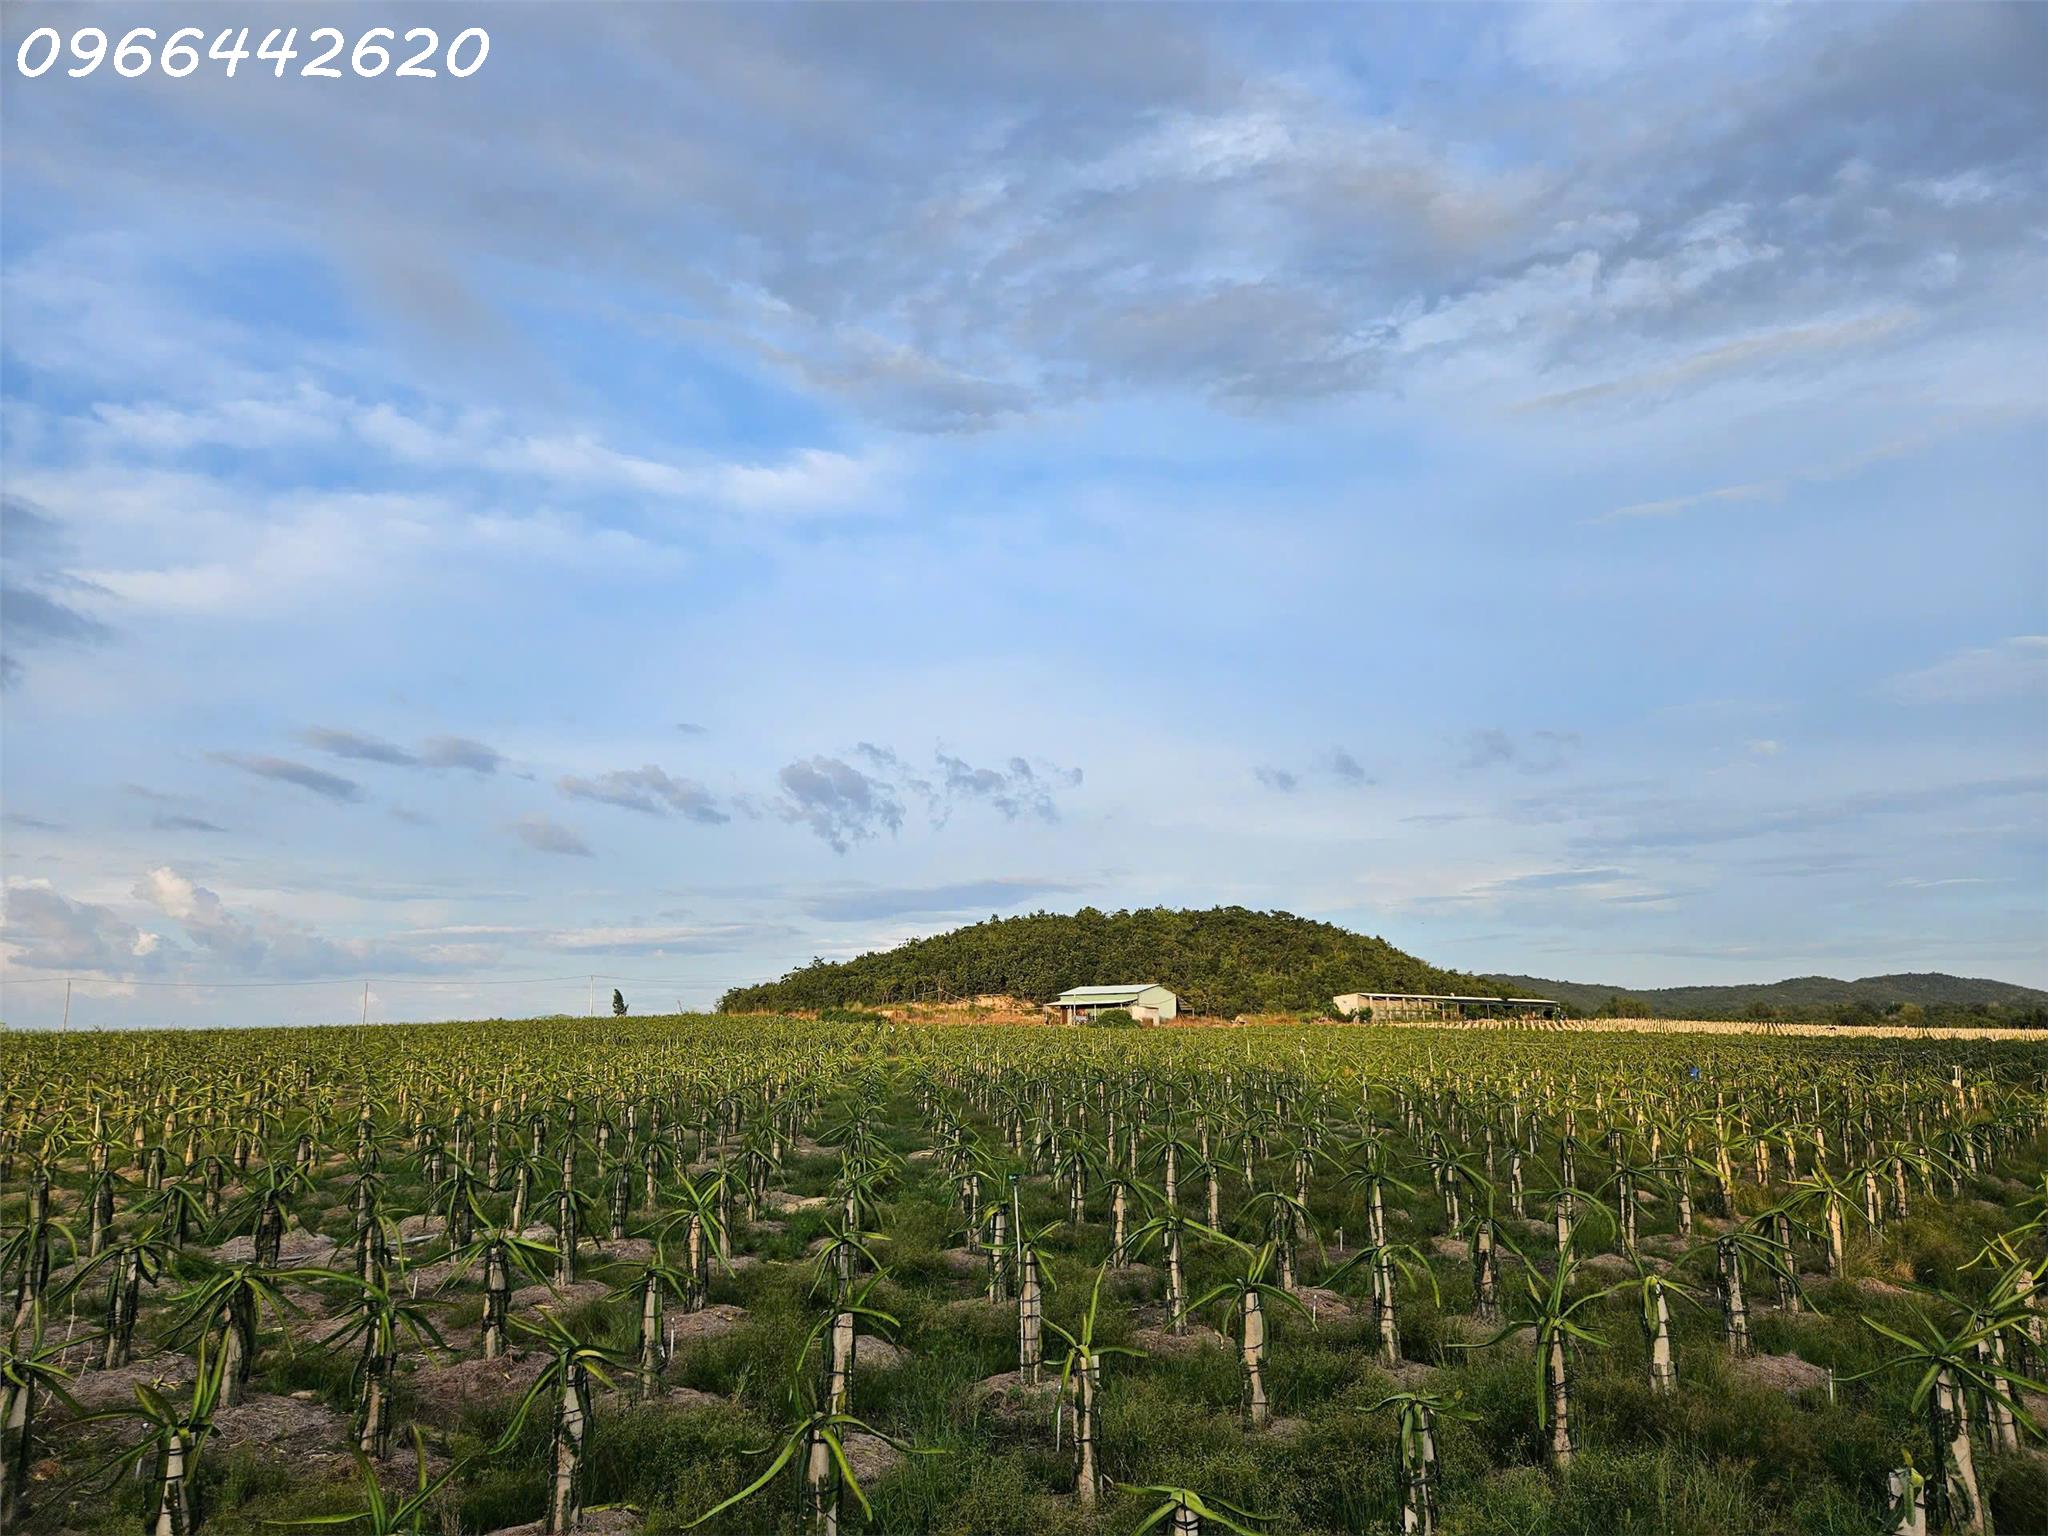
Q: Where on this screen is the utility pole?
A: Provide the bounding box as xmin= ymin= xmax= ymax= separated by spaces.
xmin=362 ymin=981 xmax=370 ymax=1025
xmin=588 ymin=975 xmax=595 ymax=1017
xmin=62 ymin=978 xmax=72 ymax=1030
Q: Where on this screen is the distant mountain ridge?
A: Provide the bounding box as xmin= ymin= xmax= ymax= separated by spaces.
xmin=1486 ymin=971 xmax=2048 ymax=1022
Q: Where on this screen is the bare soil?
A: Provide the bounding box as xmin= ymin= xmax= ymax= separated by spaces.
xmin=841 ymin=1429 xmax=905 ymax=1487
xmin=1288 ymin=1284 xmax=1357 ymax=1321
xmin=1371 ymin=1359 xmax=1442 ymax=1388
xmin=213 ymin=1390 xmax=352 ymax=1460
xmin=854 ymin=1335 xmax=910 ymax=1371
xmin=1131 ymin=1319 xmax=1231 ymax=1357
xmin=60 ymin=1354 xmax=196 ymax=1413
xmin=1736 ymin=1352 xmax=1830 ymax=1396
xmin=406 ymin=1351 xmax=549 ymax=1417
xmin=968 ymin=1369 xmax=1065 ymax=1431
xmin=488 ymin=1510 xmax=641 ymax=1536
xmin=212 ymin=1228 xmax=340 ymax=1266
xmin=669 ymin=1302 xmax=749 ymax=1346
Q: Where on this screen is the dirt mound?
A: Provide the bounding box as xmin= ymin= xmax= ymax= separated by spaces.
xmin=670 ymin=1303 xmax=748 ymax=1346
xmin=840 ymin=1429 xmax=904 ymax=1487
xmin=59 ymin=1353 xmax=197 ymax=1412
xmin=1131 ymin=1321 xmax=1230 ymax=1357
xmin=967 ymin=1369 xmax=1065 ymax=1429
xmin=654 ymin=1384 xmax=728 ymax=1411
xmin=854 ymin=1335 xmax=910 ymax=1371
xmin=766 ymin=1191 xmax=833 ymax=1214
xmin=1580 ymin=1251 xmax=1665 ymax=1277
xmin=509 ymin=1279 xmax=610 ymax=1312
xmin=1370 ymin=1359 xmax=1441 ymax=1388
xmin=213 ymin=1391 xmax=351 ymax=1459
xmin=596 ymin=1382 xmax=729 ymax=1414
xmin=407 ymin=1351 xmax=548 ymax=1416
xmin=212 ymin=1228 xmax=339 ymax=1266
xmin=1288 ymin=1285 xmax=1357 ymax=1321
xmin=489 ymin=1510 xmax=641 ymax=1536
xmin=396 ymin=1214 xmax=444 ymax=1246
xmin=1736 ymin=1352 xmax=1829 ymax=1396
xmin=1104 ymin=1263 xmax=1157 ymax=1298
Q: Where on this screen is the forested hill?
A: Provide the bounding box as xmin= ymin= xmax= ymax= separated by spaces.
xmin=719 ymin=906 xmax=1490 ymax=1016
xmin=1486 ymin=971 xmax=2048 ymax=1025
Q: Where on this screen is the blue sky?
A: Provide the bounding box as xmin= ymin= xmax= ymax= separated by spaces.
xmin=2 ymin=3 xmax=2043 ymax=1027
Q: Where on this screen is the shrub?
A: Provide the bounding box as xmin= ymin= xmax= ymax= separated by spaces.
xmin=1088 ymin=1007 xmax=1138 ymax=1028
xmin=818 ymin=1005 xmax=891 ymax=1025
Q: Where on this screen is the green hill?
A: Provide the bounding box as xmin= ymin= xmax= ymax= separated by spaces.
xmin=1487 ymin=971 xmax=2048 ymax=1025
xmin=719 ymin=905 xmax=1492 ymax=1016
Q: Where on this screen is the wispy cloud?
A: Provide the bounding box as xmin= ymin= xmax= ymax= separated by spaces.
xmin=934 ymin=752 xmax=1078 ymax=822
xmin=1327 ymin=748 xmax=1370 ymax=785
xmin=209 ymin=753 xmax=362 ymax=802
xmin=1 ymin=496 xmax=113 ymax=687
xmin=1528 ymin=310 xmax=1917 ymax=415
xmin=1594 ymin=426 xmax=1954 ymax=523
xmin=151 ymin=813 xmax=229 ymax=833
xmin=1253 ymin=750 xmax=1371 ymax=792
xmin=557 ymin=766 xmax=730 ymax=824
xmin=299 ymin=727 xmax=505 ymax=773
xmin=511 ymin=815 xmax=594 ymax=857
xmin=300 ymin=727 xmax=418 ymax=766
xmin=1885 ymin=637 xmax=2048 ymax=704
xmin=1459 ymin=729 xmax=1579 ymax=774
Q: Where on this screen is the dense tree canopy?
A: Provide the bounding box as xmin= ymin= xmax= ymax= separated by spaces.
xmin=718 ymin=905 xmax=1495 ymax=1016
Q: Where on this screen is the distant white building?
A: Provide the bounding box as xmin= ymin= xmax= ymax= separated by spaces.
xmin=1052 ymin=983 xmax=1179 ymax=1025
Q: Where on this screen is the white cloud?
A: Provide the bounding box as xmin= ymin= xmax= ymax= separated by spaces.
xmin=1886 ymin=637 xmax=2048 ymax=704
xmin=134 ymin=865 xmax=422 ymax=976
xmin=2 ymin=880 xmax=163 ymax=972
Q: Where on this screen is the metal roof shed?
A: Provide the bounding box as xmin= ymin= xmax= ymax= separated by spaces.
xmin=1051 ymin=983 xmax=1179 ymax=1024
